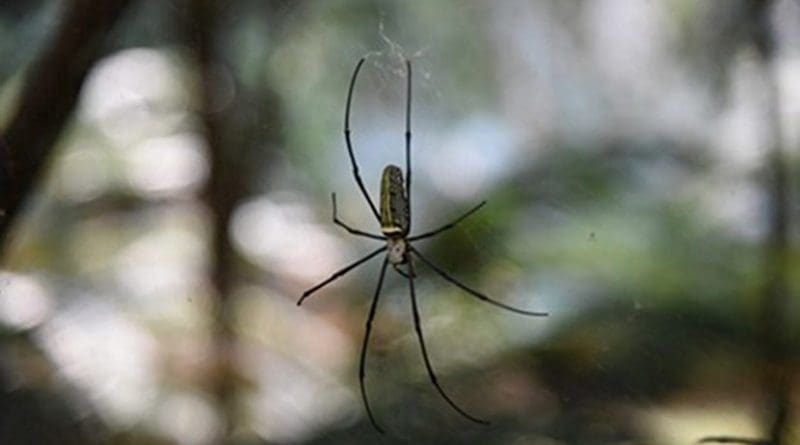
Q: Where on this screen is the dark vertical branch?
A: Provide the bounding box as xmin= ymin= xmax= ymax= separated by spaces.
xmin=700 ymin=3 xmax=794 ymax=444
xmin=0 ymin=0 xmax=135 ymax=251
xmin=751 ymin=1 xmax=793 ymax=444
xmin=186 ymin=1 xmax=287 ymax=440
xmin=186 ymin=0 xmax=237 ymax=441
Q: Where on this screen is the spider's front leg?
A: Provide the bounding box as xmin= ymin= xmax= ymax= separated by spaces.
xmin=391 ymin=264 xmax=416 ymax=278
xmin=297 ymin=245 xmax=387 ymax=306
xmin=359 ymin=257 xmax=390 ymax=433
xmin=404 ymin=252 xmax=489 ymax=425
xmin=409 ymin=245 xmax=548 ymax=317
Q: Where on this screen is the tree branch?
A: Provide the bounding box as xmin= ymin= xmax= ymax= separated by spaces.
xmin=0 ymin=0 xmax=135 ymax=250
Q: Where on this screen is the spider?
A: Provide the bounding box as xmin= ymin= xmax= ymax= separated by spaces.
xmin=297 ymin=57 xmax=548 ymax=433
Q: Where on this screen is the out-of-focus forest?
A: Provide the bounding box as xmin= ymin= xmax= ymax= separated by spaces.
xmin=0 ymin=1 xmax=798 ymax=444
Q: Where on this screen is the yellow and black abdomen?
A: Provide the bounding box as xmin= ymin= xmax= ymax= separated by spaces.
xmin=380 ymin=165 xmax=409 ymax=238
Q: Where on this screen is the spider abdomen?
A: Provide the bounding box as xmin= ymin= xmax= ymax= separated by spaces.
xmin=380 ymin=165 xmax=409 ymax=237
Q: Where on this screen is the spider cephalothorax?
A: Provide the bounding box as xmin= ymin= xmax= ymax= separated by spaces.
xmin=297 ymin=57 xmax=548 ymax=433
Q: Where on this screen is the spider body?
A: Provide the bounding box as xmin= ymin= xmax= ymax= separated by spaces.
xmin=380 ymin=165 xmax=410 ymax=265
xmin=386 ymin=237 xmax=407 ymax=265
xmin=380 ymin=165 xmax=409 ymax=239
xmin=297 ymin=57 xmax=547 ymax=433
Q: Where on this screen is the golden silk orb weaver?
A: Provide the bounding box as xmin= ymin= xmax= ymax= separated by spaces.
xmin=297 ymin=57 xmax=548 ymax=433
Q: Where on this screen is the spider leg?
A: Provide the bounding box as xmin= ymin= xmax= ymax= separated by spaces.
xmin=405 ymin=254 xmax=489 ymax=425
xmin=404 ymin=59 xmax=412 ymax=215
xmin=331 ymin=193 xmax=385 ymax=240
xmin=297 ymin=246 xmax=387 ymax=306
xmin=408 ymin=201 xmax=487 ymax=242
xmin=697 ymin=437 xmax=771 ymax=445
xmin=392 ymin=263 xmax=416 ymax=278
xmin=409 ymin=246 xmax=548 ymax=317
xmin=359 ymin=258 xmax=389 ymax=433
xmin=344 ymin=57 xmax=381 ymax=222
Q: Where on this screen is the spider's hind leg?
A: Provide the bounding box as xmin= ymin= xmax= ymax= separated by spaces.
xmin=344 ymin=58 xmax=381 ymax=222
xmin=331 ymin=193 xmax=384 ymax=240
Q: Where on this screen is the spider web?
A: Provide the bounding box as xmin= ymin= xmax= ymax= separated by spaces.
xmin=357 ymin=20 xmax=441 ymax=102
xmin=352 ymin=21 xmax=491 ymax=257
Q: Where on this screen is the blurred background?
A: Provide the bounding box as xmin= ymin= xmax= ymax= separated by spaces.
xmin=0 ymin=0 xmax=798 ymax=444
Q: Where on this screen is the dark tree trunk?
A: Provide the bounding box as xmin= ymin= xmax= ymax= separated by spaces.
xmin=0 ymin=0 xmax=135 ymax=251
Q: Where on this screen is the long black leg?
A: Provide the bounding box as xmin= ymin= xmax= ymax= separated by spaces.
xmin=406 ymin=254 xmax=489 ymax=425
xmin=409 ymin=201 xmax=486 ymax=242
xmin=404 ymin=59 xmax=412 ymax=218
xmin=410 ymin=247 xmax=548 ymax=317
xmin=359 ymin=258 xmax=389 ymax=433
xmin=392 ymin=264 xmax=415 ymax=278
xmin=697 ymin=437 xmax=771 ymax=445
xmin=331 ymin=193 xmax=385 ymax=240
xmin=297 ymin=246 xmax=386 ymax=305
xmin=344 ymin=58 xmax=381 ymax=222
